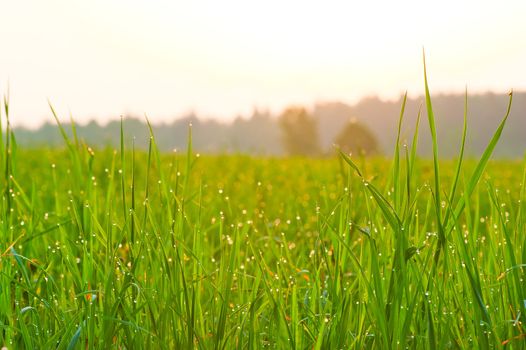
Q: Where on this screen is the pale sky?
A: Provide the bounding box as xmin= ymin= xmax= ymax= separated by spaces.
xmin=1 ymin=0 xmax=525 ymax=127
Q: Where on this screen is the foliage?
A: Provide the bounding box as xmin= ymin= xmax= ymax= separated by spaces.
xmin=334 ymin=119 xmax=380 ymax=156
xmin=11 ymin=92 xmax=526 ymax=157
xmin=13 ymin=110 xmax=282 ymax=155
xmin=278 ymin=106 xmax=321 ymax=156
xmin=0 ymin=69 xmax=525 ymax=349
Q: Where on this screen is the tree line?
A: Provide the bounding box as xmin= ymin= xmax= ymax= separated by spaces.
xmin=11 ymin=91 xmax=526 ymax=157
xmin=278 ymin=106 xmax=378 ymax=156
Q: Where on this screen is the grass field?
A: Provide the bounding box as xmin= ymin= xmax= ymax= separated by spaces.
xmin=1 ymin=81 xmax=526 ymax=348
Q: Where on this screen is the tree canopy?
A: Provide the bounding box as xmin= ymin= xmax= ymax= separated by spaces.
xmin=278 ymin=107 xmax=321 ymax=156
xmin=334 ymin=119 xmax=379 ymax=156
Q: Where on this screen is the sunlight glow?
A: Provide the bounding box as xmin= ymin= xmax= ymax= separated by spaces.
xmin=1 ymin=0 xmax=525 ymax=126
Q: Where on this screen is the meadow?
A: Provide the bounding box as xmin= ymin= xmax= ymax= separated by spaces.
xmin=1 ymin=79 xmax=526 ymax=349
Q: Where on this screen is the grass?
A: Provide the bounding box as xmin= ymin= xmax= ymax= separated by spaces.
xmin=0 ymin=65 xmax=525 ymax=349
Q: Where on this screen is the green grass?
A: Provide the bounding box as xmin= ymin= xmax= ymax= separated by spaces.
xmin=1 ymin=68 xmax=526 ymax=349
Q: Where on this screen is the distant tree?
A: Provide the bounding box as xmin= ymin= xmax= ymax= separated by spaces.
xmin=227 ymin=108 xmax=281 ymax=154
xmin=278 ymin=106 xmax=321 ymax=156
xmin=334 ymin=118 xmax=380 ymax=156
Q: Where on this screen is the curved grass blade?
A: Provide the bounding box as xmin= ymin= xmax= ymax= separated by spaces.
xmin=446 ymin=91 xmax=513 ymax=234
xmin=423 ymin=51 xmax=444 ymax=247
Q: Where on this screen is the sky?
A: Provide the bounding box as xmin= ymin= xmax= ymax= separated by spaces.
xmin=1 ymin=0 xmax=525 ymax=128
